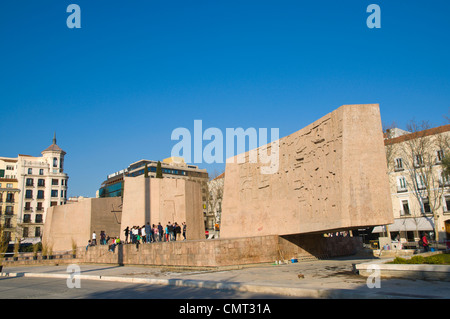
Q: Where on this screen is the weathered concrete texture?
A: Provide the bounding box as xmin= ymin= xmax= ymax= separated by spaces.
xmin=43 ymin=197 xmax=122 ymax=252
xmin=82 ymin=234 xmax=361 ymax=267
xmin=221 ymin=104 xmax=394 ymax=238
xmin=120 ymin=176 xmax=205 ymax=241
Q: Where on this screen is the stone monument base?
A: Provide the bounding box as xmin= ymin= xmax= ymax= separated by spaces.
xmin=82 ymin=233 xmax=362 ymax=268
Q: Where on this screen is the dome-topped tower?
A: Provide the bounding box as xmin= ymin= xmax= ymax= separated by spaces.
xmin=41 ymin=132 xmax=66 ymax=173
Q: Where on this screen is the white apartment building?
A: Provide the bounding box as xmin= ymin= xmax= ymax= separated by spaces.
xmin=0 ymin=134 xmax=68 ymax=242
xmin=373 ymin=124 xmax=450 ymax=244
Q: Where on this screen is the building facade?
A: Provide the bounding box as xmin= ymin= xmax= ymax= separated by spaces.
xmin=0 ymin=134 xmax=68 ymax=243
xmin=0 ymin=159 xmax=20 ymax=242
xmin=376 ymin=124 xmax=450 ymax=243
xmin=98 ymin=156 xmax=209 ymax=228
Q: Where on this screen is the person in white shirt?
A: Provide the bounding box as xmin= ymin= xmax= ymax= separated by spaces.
xmin=141 ymin=225 xmax=146 ymax=243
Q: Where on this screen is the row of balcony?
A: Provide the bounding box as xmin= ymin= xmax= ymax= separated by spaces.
xmin=0 ymin=199 xmax=17 ymax=203
xmin=25 ymin=182 xmax=68 ymax=188
xmin=23 ymin=214 xmax=43 ymax=224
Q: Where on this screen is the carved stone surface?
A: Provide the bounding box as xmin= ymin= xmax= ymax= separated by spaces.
xmin=220 ymin=104 xmax=394 ymax=238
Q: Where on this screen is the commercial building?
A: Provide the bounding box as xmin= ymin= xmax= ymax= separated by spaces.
xmin=0 ymin=134 xmax=68 ymax=243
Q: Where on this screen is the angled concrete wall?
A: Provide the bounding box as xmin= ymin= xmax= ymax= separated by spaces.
xmin=220 ymin=104 xmax=394 ymax=238
xmin=42 ymin=197 xmax=122 ymax=252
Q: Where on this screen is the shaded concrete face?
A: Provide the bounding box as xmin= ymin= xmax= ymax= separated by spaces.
xmin=221 ymin=104 xmax=394 ymax=238
xmin=121 ymin=176 xmax=205 ymax=240
xmin=43 ymin=197 xmax=122 ymax=252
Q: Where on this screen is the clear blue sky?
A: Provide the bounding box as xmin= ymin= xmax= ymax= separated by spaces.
xmin=1 ymin=1 xmax=449 ymax=197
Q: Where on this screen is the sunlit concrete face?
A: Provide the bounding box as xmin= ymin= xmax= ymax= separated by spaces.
xmin=220 ymin=104 xmax=394 ymax=238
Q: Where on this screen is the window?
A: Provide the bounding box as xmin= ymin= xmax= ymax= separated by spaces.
xmin=6 ymin=183 xmax=12 ymax=188
xmin=5 ymin=206 xmax=13 ymax=214
xmin=28 ymin=168 xmax=33 ymax=174
xmin=422 ymin=197 xmax=431 ymax=214
xmin=25 ymin=190 xmax=33 ymax=199
xmin=38 ymin=179 xmax=45 ymax=187
xmin=0 ymin=169 xmax=4 ymax=178
xmin=414 ymin=154 xmax=424 ymax=167
xmin=37 ymin=202 xmax=43 ymax=211
xmin=35 ymin=214 xmax=43 ymax=223
xmin=60 ymin=158 xmax=64 ymax=170
xmin=23 ymin=214 xmax=31 ymax=223
xmin=53 ymin=157 xmax=58 ymax=167
xmin=35 ymin=227 xmax=41 ymax=237
xmin=441 ymin=171 xmax=450 ymax=186
xmin=445 ymin=196 xmax=450 ymax=212
xmin=397 ymin=177 xmax=407 ymax=192
xmin=37 ymin=190 xmax=44 ymax=199
xmin=24 ymin=202 xmax=31 ymax=211
xmin=51 ymin=190 xmax=58 ymax=197
xmin=23 ymin=227 xmax=29 ymax=238
xmin=50 ymin=201 xmax=57 ymax=207
xmin=6 ymin=165 xmax=14 ymax=170
xmin=52 ymin=179 xmax=58 ymax=186
xmin=416 ymin=175 xmax=427 ymax=189
xmin=394 ymin=158 xmax=403 ymax=170
xmin=401 ymin=200 xmax=410 ymax=215
xmin=6 ymin=193 xmax=14 ymax=202
xmin=437 ymin=150 xmax=445 ymax=163
xmin=26 ymin=178 xmax=34 ymax=186
xmin=39 ymin=169 xmax=44 ymax=175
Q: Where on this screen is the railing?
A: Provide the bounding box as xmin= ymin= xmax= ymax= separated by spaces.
xmin=0 ymin=249 xmax=78 ymax=262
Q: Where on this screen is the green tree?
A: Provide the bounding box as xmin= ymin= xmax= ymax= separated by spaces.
xmin=156 ymin=161 xmax=163 ymax=178
xmin=144 ymin=163 xmax=149 ymax=178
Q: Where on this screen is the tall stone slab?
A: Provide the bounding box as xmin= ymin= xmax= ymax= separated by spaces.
xmin=121 ymin=176 xmax=205 ymax=240
xmin=43 ymin=197 xmax=122 ymax=252
xmin=220 ymin=104 xmax=394 ymax=238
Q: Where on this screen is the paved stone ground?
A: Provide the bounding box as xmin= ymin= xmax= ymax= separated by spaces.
xmin=2 ymin=256 xmax=449 ymax=299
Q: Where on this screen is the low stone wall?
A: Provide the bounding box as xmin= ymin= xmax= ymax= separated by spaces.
xmin=355 ymin=252 xmax=450 ymax=281
xmin=81 ymin=234 xmax=361 ymax=268
xmin=0 ymin=234 xmax=361 ymax=269
xmin=1 ymin=251 xmax=82 ymax=268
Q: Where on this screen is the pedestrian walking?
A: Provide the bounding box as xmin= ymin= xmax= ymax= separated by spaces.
xmin=421 ymin=233 xmax=429 ymax=252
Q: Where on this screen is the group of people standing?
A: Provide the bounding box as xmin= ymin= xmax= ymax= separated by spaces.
xmin=123 ymin=222 xmax=186 ymax=245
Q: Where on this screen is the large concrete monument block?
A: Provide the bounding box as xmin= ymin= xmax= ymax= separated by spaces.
xmin=121 ymin=176 xmax=205 ymax=240
xmin=43 ymin=197 xmax=122 ymax=252
xmin=220 ymin=104 xmax=393 ymax=238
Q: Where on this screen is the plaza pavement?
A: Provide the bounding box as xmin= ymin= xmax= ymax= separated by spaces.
xmin=1 ymin=256 xmax=449 ymax=299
